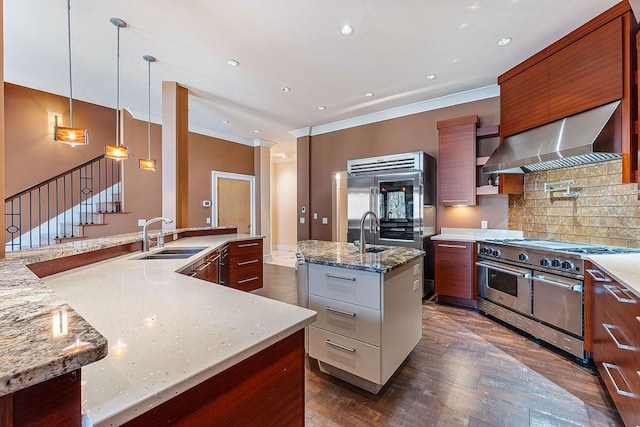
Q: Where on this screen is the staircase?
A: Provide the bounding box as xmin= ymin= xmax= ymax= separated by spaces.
xmin=5 ymin=155 xmax=126 ymax=251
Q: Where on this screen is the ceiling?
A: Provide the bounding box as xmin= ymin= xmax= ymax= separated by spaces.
xmin=3 ymin=0 xmax=621 ymax=158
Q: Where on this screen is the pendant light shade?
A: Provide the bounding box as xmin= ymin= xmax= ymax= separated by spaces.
xmin=105 ymin=17 xmax=129 ymax=160
xmin=55 ymin=0 xmax=89 ymax=146
xmin=139 ymin=54 xmax=157 ymax=171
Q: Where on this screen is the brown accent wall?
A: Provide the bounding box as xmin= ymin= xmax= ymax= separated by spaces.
xmin=296 ymin=136 xmax=310 ymax=240
xmin=0 ymin=4 xmax=4 ymax=259
xmin=188 ymin=133 xmax=254 ymax=227
xmin=509 ymin=159 xmax=640 ymax=247
xmin=298 ymin=97 xmax=505 ymax=241
xmin=4 ymin=83 xmax=115 ymax=197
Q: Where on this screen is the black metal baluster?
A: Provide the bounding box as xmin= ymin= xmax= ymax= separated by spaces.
xmin=18 ymin=198 xmax=22 ymax=250
xmin=47 ymin=183 xmax=51 ymax=246
xmin=111 ymin=159 xmax=115 ymax=212
xmin=55 ymin=179 xmax=60 ymax=239
xmin=38 ymin=188 xmax=42 ymax=248
xmin=62 ymin=176 xmax=67 ymax=238
xmin=70 ymin=171 xmax=75 ymax=237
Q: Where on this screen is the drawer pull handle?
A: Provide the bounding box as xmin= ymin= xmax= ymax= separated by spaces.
xmin=325 ymin=306 xmax=356 ymax=317
xmin=586 ymin=269 xmax=612 ymax=282
xmin=237 ymin=276 xmax=259 ymax=284
xmin=325 ymin=339 xmax=356 ymax=353
xmin=603 ymin=285 xmax=637 ymax=304
xmin=237 ymin=259 xmax=259 ymax=266
xmin=602 ymin=363 xmax=636 ymax=399
xmin=206 ymin=255 xmax=220 ymax=263
xmin=438 ymin=244 xmax=467 ymax=249
xmin=602 ymin=324 xmax=638 ymax=351
xmin=195 ymin=261 xmax=212 ymax=272
xmin=238 ymin=242 xmax=259 ymax=248
xmin=325 ymin=273 xmax=356 ymax=282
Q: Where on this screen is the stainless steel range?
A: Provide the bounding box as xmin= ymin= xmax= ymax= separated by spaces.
xmin=476 ymin=239 xmax=640 ymax=361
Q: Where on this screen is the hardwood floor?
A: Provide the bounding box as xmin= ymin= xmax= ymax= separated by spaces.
xmin=254 ymin=264 xmax=622 ymax=427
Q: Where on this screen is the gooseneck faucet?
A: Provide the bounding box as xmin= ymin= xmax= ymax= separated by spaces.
xmin=357 ymin=210 xmax=379 ymax=254
xmin=142 ymin=217 xmax=174 ymax=251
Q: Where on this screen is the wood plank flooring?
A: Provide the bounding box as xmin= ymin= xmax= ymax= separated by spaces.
xmin=254 ymin=264 xmax=622 ymax=426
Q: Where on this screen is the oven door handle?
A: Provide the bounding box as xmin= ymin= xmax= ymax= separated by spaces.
xmin=532 ymin=275 xmax=582 ymax=292
xmin=475 ymin=261 xmax=531 ymax=278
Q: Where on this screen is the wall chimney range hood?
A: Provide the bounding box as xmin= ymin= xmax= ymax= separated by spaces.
xmin=483 ymin=100 xmax=622 ymax=174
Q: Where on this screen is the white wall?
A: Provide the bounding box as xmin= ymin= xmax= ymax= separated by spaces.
xmin=272 ymin=160 xmax=298 ymax=250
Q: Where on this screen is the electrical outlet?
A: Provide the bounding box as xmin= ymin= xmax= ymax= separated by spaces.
xmin=413 ymin=264 xmax=420 ymax=276
xmin=313 ymin=213 xmax=318 ymax=220
xmin=138 ymin=219 xmax=146 ymax=227
xmin=206 ymin=217 xmax=211 ymax=224
xmin=481 ymin=220 xmax=488 ymax=229
xmin=413 ymin=280 xmax=420 ymax=291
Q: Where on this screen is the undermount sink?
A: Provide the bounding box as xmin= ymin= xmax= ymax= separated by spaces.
xmin=365 ymin=246 xmax=389 ymax=253
xmin=134 ymin=247 xmax=208 ymax=260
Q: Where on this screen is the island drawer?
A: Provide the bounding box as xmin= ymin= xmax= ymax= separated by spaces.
xmin=309 ymin=295 xmax=381 ymax=346
xmin=308 ymin=263 xmax=381 ymax=310
xmin=308 ymin=326 xmax=381 ymax=384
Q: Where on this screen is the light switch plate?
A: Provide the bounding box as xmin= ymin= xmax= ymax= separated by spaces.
xmin=300 ymin=217 xmax=305 ymax=224
xmin=137 ymin=219 xmax=146 ymax=227
xmin=206 ymin=217 xmax=211 ymax=224
xmin=322 ymin=217 xmax=328 ymax=224
xmin=481 ymin=220 xmax=488 ymax=229
xmin=313 ymin=213 xmax=318 ymax=220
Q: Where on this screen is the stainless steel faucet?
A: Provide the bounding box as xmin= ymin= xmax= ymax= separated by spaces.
xmin=356 ymin=210 xmax=379 ymax=254
xmin=142 ymin=217 xmax=174 ymax=251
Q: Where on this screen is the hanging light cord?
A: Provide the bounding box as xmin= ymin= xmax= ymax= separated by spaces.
xmin=66 ymin=0 xmax=74 ymax=127
xmin=147 ymin=58 xmax=151 ymax=158
xmin=115 ymin=24 xmax=121 ymax=147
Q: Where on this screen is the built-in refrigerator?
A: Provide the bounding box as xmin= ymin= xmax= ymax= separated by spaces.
xmin=346 ymin=151 xmax=437 ymax=297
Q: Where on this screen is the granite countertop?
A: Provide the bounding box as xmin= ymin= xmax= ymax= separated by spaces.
xmin=0 ymin=261 xmax=107 ymax=396
xmin=297 ymin=240 xmax=424 ymax=273
xmin=431 ymin=227 xmax=524 ymax=242
xmin=43 ymin=234 xmax=316 ymax=427
xmin=586 ymin=253 xmax=640 ymax=297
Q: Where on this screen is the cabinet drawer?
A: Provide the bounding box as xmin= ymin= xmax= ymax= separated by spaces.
xmin=598 ymin=361 xmax=640 ymax=427
xmin=308 ymin=264 xmax=381 ymax=309
xmin=309 ymin=295 xmax=381 ymax=346
xmin=230 ymin=239 xmax=263 ymax=261
xmin=308 ymin=326 xmax=381 ymax=384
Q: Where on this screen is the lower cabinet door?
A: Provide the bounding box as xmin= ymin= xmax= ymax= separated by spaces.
xmin=309 ymin=295 xmax=381 ymax=346
xmin=308 ymin=326 xmax=381 ymax=384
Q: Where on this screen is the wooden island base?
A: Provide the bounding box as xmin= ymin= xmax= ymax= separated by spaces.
xmin=123 ymin=330 xmax=305 ymax=427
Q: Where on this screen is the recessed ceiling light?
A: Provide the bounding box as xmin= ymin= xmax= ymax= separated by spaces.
xmin=364 ymin=92 xmax=375 ymax=97
xmin=221 ymin=120 xmax=229 ymax=124
xmin=281 ymin=87 xmax=291 ymax=92
xmin=227 ymin=59 xmax=239 ymax=66
xmin=425 ymin=74 xmax=437 ymax=81
xmin=253 ymin=129 xmax=260 ymax=133
xmin=318 ymin=106 xmax=327 ymax=110
xmin=339 ymin=25 xmax=354 ymax=36
xmin=497 ymin=37 xmax=512 ymax=46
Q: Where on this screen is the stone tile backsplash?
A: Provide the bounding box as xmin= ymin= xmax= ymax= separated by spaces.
xmin=508 ymin=159 xmax=640 ymax=248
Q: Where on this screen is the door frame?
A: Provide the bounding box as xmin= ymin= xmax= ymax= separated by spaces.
xmin=211 ymin=171 xmax=256 ymax=235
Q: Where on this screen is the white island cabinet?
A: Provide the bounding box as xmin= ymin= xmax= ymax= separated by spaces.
xmin=298 ymin=240 xmax=424 ymax=394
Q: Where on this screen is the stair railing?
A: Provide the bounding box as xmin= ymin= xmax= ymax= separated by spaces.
xmin=5 ymin=155 xmax=123 ymax=251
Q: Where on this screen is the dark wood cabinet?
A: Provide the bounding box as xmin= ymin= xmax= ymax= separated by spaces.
xmin=498 ymin=3 xmax=637 ymax=183
xmin=229 ymin=239 xmax=263 ymax=291
xmin=434 ymin=240 xmax=476 ymax=308
xmin=191 ymin=250 xmax=220 ymax=283
xmin=1 ymin=370 xmax=81 ymax=427
xmin=437 ymin=116 xmax=478 ymax=206
xmin=585 ymin=261 xmax=640 ymax=427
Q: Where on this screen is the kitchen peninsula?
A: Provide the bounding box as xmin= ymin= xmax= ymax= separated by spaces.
xmin=2 ymin=228 xmax=316 ymax=426
xmin=297 ymin=240 xmax=424 ymax=393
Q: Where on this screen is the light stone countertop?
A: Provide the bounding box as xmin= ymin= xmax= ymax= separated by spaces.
xmin=43 ymin=234 xmax=316 ymax=427
xmin=586 ymin=253 xmax=640 ymax=297
xmin=297 ymin=240 xmax=424 ymax=272
xmin=431 ymin=227 xmax=524 ymax=242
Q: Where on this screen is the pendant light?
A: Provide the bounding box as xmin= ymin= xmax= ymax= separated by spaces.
xmin=54 ymin=0 xmax=89 ymax=146
xmin=105 ymin=17 xmax=129 ymax=160
xmin=139 ymin=55 xmax=157 ymax=171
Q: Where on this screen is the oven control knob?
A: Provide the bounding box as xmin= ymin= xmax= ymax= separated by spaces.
xmin=551 ymin=259 xmax=561 ymax=268
xmin=561 ymin=261 xmax=574 ymax=270
xmin=492 ymin=249 xmax=501 ymax=257
xmin=540 ymin=258 xmax=551 ymax=267
xmin=518 ymin=253 xmax=528 ymax=262
xmin=480 ymin=247 xmax=488 ymax=254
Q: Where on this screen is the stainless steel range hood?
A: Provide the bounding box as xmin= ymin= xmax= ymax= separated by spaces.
xmin=483 ymin=100 xmax=622 ymax=174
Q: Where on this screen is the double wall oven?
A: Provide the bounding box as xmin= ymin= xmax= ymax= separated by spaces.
xmin=477 ymin=239 xmax=640 ymax=361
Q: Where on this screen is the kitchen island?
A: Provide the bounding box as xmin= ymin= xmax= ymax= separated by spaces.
xmin=297 ymin=240 xmax=424 ymax=393
xmin=2 ymin=229 xmax=316 ymax=426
